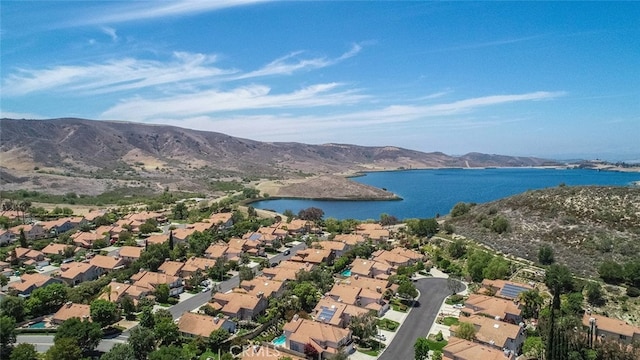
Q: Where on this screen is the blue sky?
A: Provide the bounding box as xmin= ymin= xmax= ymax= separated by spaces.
xmin=1 ymin=1 xmax=639 ymax=161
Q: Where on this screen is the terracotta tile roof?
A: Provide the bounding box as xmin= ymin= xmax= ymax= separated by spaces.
xmin=177 ymin=312 xmax=232 ymax=337
xmin=158 ymin=261 xmax=185 ymax=277
xmin=145 ymin=234 xmax=168 ymax=245
xmin=59 ymin=262 xmax=96 ymax=281
xmin=10 ymin=273 xmax=56 ymax=292
xmin=183 ymin=257 xmax=217 ymax=273
xmin=228 ymin=238 xmax=249 ymax=250
xmin=53 ymin=303 xmax=91 ymax=323
xmin=582 ymin=313 xmax=640 ymax=338
xmin=464 ymin=294 xmax=521 ymax=319
xmin=328 ymin=284 xmax=362 ymax=305
xmin=14 ymin=247 xmax=44 ymax=260
xmin=205 ymin=243 xmax=229 ymax=259
xmin=453 ymin=315 xmax=522 ymax=348
xmin=94 ymin=226 xmax=114 ymax=236
xmin=71 ymin=231 xmax=104 ymax=247
xmin=389 ymin=247 xmax=423 ymax=260
xmin=172 ymin=227 xmax=197 ymax=240
xmin=41 ymin=243 xmax=74 ymax=256
xmin=89 ymin=255 xmax=126 ymax=270
xmin=118 ymin=246 xmax=143 ymax=259
xmin=209 ymin=212 xmax=233 ymax=225
xmin=318 ymin=241 xmax=347 ymax=252
xmin=333 ymin=234 xmax=367 ymax=246
xmin=284 ymin=318 xmax=351 ymax=351
xmin=240 ymin=276 xmax=285 ymax=298
xmin=313 ymin=297 xmax=368 ymax=326
xmin=343 ymin=276 xmax=391 ymax=292
xmin=261 ymin=267 xmax=301 ymax=282
xmin=356 ymin=223 xmax=384 ymax=231
xmin=212 ymin=292 xmax=265 ymax=315
xmin=9 ymin=224 xmax=39 ymax=234
xmin=127 ymin=211 xmax=165 ymax=222
xmin=131 ymin=271 xmax=180 ymax=290
xmin=443 ymin=337 xmax=514 ymax=360
xmin=290 ymin=248 xmax=332 ymax=264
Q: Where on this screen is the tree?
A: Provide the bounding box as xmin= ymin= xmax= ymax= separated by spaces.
xmin=407 ymin=218 xmax=439 ymax=238
xmin=139 ymin=306 xmax=155 ymax=328
xmin=451 ymin=202 xmax=471 ymax=217
xmin=208 ymin=328 xmax=230 ymax=349
xmin=397 ymin=278 xmax=418 ymax=299
xmin=538 ymin=245 xmax=555 ymax=265
xmin=54 ymin=317 xmax=103 ymax=352
xmin=139 ymin=222 xmax=159 ymax=235
xmin=522 ymin=336 xmax=544 ymax=358
xmin=303 ymin=343 xmax=319 ymax=359
xmin=90 ymin=298 xmax=118 ymax=327
xmin=348 ymin=312 xmax=377 ymax=342
xmin=414 ymin=337 xmax=430 ymax=360
xmin=44 ymin=338 xmax=82 ymax=360
xmin=585 ymin=282 xmax=605 ymax=306
xmin=432 ymin=350 xmax=443 ymax=360
xmin=172 ymin=202 xmax=188 ymax=220
xmin=518 ymin=289 xmax=544 ymax=319
xmin=379 ymin=213 xmax=399 ymax=226
xmin=9 ymin=343 xmax=38 ymax=360
xmin=26 ymin=283 xmax=68 ymax=317
xmin=298 ymin=207 xmax=324 ymax=221
xmin=483 ymin=257 xmax=511 ymax=280
xmin=154 ymin=317 xmax=180 ymax=346
xmin=598 ymin=260 xmax=625 ymax=284
xmin=128 ymin=326 xmax=156 ymax=360
xmin=120 ymin=295 xmax=136 ymax=319
xmin=100 ymin=343 xmax=136 ymax=360
xmin=455 ymin=322 xmax=476 ymax=340
xmin=18 ymin=229 xmax=27 ymax=248
xmin=466 ymin=250 xmax=493 ymax=282
xmin=490 ymin=216 xmax=509 ymax=234
xmin=149 ymin=345 xmax=187 ymax=360
xmin=292 ymin=282 xmax=319 ymax=312
xmin=447 ymin=277 xmax=464 ymax=295
xmin=155 ymin=283 xmax=170 ymax=304
xmin=447 ymin=239 xmax=467 ymax=259
xmin=545 ymin=264 xmax=574 ymax=297
xmin=0 ymin=315 xmax=16 ymax=355
xmin=239 ymin=266 xmax=254 ymax=282
xmin=0 ymin=296 xmax=25 ymax=322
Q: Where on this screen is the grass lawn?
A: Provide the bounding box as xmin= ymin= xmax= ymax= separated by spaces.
xmin=199 ymin=351 xmax=219 ymax=360
xmin=377 ymin=318 xmax=400 ymax=331
xmin=357 ymin=349 xmax=379 ymax=356
xmin=442 ymin=317 xmax=459 ymax=326
xmin=425 ymin=339 xmax=448 ymax=351
xmin=157 ymin=303 xmax=171 ymax=307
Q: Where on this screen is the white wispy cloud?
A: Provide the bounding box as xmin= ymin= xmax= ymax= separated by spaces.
xmin=2 ymin=52 xmax=234 ymax=96
xmin=100 ymin=26 xmax=118 ymax=42
xmin=426 ymin=35 xmax=545 ymax=53
xmin=101 ymin=83 xmax=367 ymax=119
xmin=73 ymin=0 xmax=271 ymax=26
xmin=234 ymin=43 xmax=363 ymax=79
xmin=0 ymin=111 xmax=46 ymax=119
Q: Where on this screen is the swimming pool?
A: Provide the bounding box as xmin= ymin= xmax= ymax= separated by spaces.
xmin=272 ymin=334 xmax=286 ymax=346
xmin=341 ymin=269 xmax=351 ymax=277
xmin=28 ymin=321 xmax=46 ymax=329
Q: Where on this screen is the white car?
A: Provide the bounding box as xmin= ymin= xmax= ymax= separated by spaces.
xmin=374 ymin=334 xmax=386 ymax=341
xmin=452 ymin=304 xmax=464 ymax=309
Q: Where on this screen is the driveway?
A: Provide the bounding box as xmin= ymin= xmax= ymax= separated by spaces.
xmin=377 ymin=277 xmax=464 ymax=360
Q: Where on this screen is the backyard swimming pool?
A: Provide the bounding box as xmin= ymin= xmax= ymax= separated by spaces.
xmin=28 ymin=321 xmax=46 ymax=329
xmin=272 ymin=334 xmax=286 ymax=346
xmin=341 ymin=269 xmax=351 ymax=277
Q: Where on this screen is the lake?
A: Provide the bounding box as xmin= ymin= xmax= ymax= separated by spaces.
xmin=251 ymin=168 xmax=640 ymax=220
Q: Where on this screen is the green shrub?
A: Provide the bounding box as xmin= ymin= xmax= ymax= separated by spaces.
xmin=627 ymin=287 xmax=640 ymax=298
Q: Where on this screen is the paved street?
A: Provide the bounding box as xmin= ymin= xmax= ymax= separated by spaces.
xmin=377 ymin=277 xmax=465 ymax=360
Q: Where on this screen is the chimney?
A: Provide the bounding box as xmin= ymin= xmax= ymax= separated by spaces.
xmin=257 ymin=291 xmax=264 ymax=298
xmin=376 ymin=286 xmax=381 ymax=293
xmin=293 ymin=314 xmax=299 ymax=321
xmin=213 ymin=317 xmax=219 ymax=324
xmin=66 ymin=301 xmax=72 ymax=307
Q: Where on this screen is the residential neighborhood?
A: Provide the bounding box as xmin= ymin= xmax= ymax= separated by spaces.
xmin=0 ymin=199 xmax=638 ymax=360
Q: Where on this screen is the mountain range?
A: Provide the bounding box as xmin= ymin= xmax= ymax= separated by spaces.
xmin=0 ymin=118 xmax=560 ymax=195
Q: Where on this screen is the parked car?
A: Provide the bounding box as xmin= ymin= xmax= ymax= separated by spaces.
xmin=453 ymin=304 xmax=464 ymax=309
xmin=374 ymin=334 xmax=386 ymax=341
xmin=283 ymin=249 xmax=290 ymax=256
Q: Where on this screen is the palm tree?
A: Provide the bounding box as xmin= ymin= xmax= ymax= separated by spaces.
xmin=518 ymin=289 xmax=544 ymax=319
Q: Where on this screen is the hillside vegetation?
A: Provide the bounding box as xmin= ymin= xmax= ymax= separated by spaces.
xmin=447 ymin=186 xmax=640 ymax=276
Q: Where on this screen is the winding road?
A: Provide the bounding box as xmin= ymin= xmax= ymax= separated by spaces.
xmin=378 ymin=277 xmax=464 ymax=360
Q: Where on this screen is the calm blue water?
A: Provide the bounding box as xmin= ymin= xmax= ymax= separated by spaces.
xmin=341 ymin=269 xmax=352 ymax=277
xmin=272 ymin=334 xmax=286 ymax=346
xmin=252 ymin=168 xmax=640 ymax=220
xmin=28 ymin=321 xmax=46 ymax=329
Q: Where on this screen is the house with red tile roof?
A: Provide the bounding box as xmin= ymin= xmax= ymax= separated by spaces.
xmin=327 ymin=283 xmax=389 ymax=316
xmin=71 ymin=231 xmax=106 ymax=248
xmin=52 ymin=302 xmax=91 ymax=324
xmin=58 ymin=262 xmax=101 ymax=286
xmin=316 ymin=241 xmax=348 ymax=257
xmin=11 ymin=247 xmax=45 ymax=262
xmin=333 ymin=234 xmax=367 ymax=247
xmin=312 ymin=297 xmax=369 ymax=328
xmin=158 ymin=261 xmax=185 ymax=277
xmin=9 ymin=273 xmax=63 ymax=296
xmin=451 ymin=315 xmax=525 ymax=354
xmin=209 ymin=212 xmax=234 ymax=230
xmin=290 ymin=248 xmax=334 ymax=265
xmin=177 ymin=312 xmax=236 ymax=338
xmin=480 ymin=279 xmax=534 ymax=300
xmin=41 ymin=243 xmax=75 ymax=257
xmin=145 ymin=234 xmax=168 ymax=246
xmin=239 ymin=276 xmax=285 ymax=298
xmin=582 ymin=313 xmax=640 ymax=345
xmin=9 ymin=224 xmax=47 ymax=241
xmin=204 ymin=243 xmax=231 ymax=260
xmin=349 ymin=258 xmax=392 ymax=280
xmin=283 ymin=317 xmax=353 ymax=359
xmin=211 ymin=291 xmax=268 ymax=321
xmin=443 ymin=337 xmax=515 ymax=360
xmin=131 ymin=271 xmax=184 ymax=296
xmin=99 ymin=281 xmax=149 ymax=304
xmin=89 ymin=255 xmax=126 ymax=274
xmin=462 ymin=294 xmax=523 ymax=324
xmin=117 ymin=246 xmax=143 ymax=263
xmin=182 ymin=257 xmax=217 ymax=278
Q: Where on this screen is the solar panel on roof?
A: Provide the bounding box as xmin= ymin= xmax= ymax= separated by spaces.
xmin=500 ymin=283 xmax=528 ymax=298
xmin=318 ymin=306 xmax=338 ymax=321
xmin=249 ymin=233 xmax=261 ymax=241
